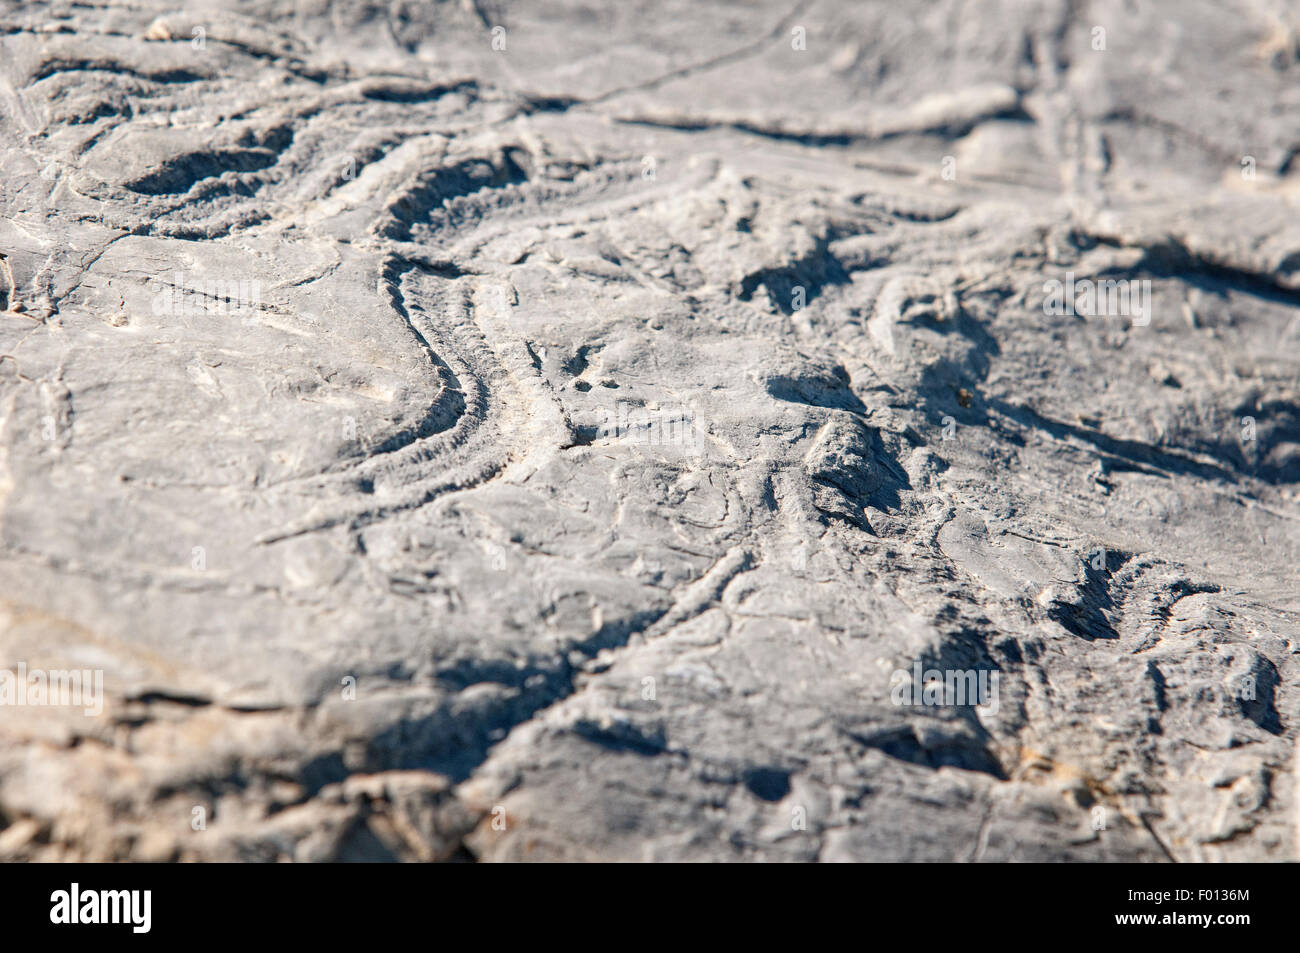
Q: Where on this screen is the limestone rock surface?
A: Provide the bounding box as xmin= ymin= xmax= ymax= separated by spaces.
xmin=1 ymin=0 xmax=1299 ymax=861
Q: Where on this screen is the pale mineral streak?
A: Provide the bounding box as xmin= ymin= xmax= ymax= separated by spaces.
xmin=0 ymin=0 xmax=1298 ymax=861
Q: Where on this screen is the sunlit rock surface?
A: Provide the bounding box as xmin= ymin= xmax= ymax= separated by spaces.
xmin=1 ymin=0 xmax=1298 ymax=861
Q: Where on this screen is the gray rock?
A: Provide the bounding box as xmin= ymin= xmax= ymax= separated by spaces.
xmin=0 ymin=0 xmax=1297 ymax=861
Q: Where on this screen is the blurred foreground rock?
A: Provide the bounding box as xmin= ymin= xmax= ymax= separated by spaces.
xmin=0 ymin=0 xmax=1298 ymax=860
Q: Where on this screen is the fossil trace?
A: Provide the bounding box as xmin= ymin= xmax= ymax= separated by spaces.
xmin=0 ymin=0 xmax=1298 ymax=861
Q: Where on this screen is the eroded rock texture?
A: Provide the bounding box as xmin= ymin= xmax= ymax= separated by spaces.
xmin=1 ymin=0 xmax=1298 ymax=861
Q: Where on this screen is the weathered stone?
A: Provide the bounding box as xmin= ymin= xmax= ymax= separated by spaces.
xmin=0 ymin=0 xmax=1297 ymax=861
